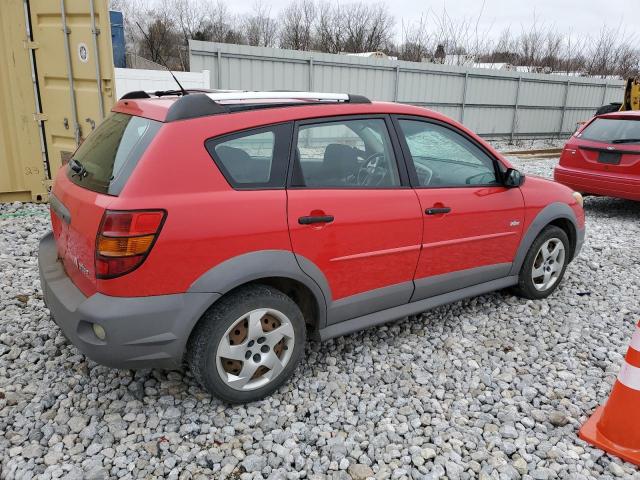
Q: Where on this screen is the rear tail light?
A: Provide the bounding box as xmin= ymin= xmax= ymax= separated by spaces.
xmin=95 ymin=209 xmax=166 ymax=279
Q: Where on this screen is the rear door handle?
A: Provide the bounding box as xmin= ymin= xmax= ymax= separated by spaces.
xmin=425 ymin=207 xmax=451 ymax=215
xmin=298 ymin=215 xmax=334 ymax=225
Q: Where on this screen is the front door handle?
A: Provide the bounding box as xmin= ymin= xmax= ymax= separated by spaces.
xmin=425 ymin=207 xmax=451 ymax=215
xmin=298 ymin=215 xmax=334 ymax=225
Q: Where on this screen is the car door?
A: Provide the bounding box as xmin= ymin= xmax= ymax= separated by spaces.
xmin=393 ymin=116 xmax=525 ymax=301
xmin=286 ymin=116 xmax=423 ymax=325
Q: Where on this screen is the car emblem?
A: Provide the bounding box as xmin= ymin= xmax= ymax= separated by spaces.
xmin=510 ymin=220 xmax=520 ymax=227
xmin=607 ymin=146 xmax=616 ymax=151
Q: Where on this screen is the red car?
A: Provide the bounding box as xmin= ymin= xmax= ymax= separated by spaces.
xmin=39 ymin=90 xmax=585 ymax=403
xmin=555 ymin=111 xmax=640 ymax=201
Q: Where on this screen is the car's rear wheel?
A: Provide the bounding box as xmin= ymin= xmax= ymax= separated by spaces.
xmin=513 ymin=226 xmax=570 ymax=300
xmin=187 ymin=284 xmax=306 ymax=403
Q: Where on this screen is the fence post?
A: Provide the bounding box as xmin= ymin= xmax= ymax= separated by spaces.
xmin=460 ymin=72 xmax=469 ymax=124
xmin=216 ymin=51 xmax=222 ymax=89
xmin=558 ymin=79 xmax=570 ymax=138
xmin=601 ymin=82 xmax=608 ymax=106
xmin=394 ymin=65 xmax=400 ymax=101
xmin=308 ymin=58 xmax=314 ymax=91
xmin=510 ymin=77 xmax=521 ymax=143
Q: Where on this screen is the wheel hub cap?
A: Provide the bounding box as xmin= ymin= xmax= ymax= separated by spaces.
xmin=216 ymin=308 xmax=295 ymax=391
xmin=531 ymin=238 xmax=566 ymax=291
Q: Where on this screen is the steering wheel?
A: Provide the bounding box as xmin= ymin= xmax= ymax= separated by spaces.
xmin=356 ymin=152 xmax=387 ymax=186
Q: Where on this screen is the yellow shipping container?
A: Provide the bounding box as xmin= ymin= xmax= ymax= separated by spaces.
xmin=0 ymin=0 xmax=115 ymax=203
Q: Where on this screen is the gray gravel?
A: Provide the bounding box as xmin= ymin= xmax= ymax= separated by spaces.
xmin=1 ymin=156 xmax=640 ymax=479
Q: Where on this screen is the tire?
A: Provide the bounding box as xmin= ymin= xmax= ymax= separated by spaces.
xmin=513 ymin=226 xmax=570 ymax=300
xmin=596 ymin=103 xmax=621 ymax=115
xmin=186 ymin=284 xmax=306 ymax=403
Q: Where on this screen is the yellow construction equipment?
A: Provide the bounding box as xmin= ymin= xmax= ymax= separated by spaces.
xmin=596 ymin=77 xmax=640 ymax=115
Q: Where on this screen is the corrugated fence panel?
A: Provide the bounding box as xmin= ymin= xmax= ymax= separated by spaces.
xmin=463 ymin=107 xmax=514 ymax=136
xmin=189 ymin=41 xmax=626 ymax=139
xmin=466 ymin=76 xmax=518 ymax=105
xmin=520 ymin=80 xmax=566 ymax=106
xmin=399 ymin=70 xmax=464 ymax=104
xmin=604 ymin=85 xmax=625 ymax=105
xmin=314 ymin=63 xmax=395 ymax=100
xmin=567 ymin=83 xmax=606 ymax=108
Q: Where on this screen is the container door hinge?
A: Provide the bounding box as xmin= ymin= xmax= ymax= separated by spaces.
xmin=24 ymin=40 xmax=40 ymax=50
xmin=33 ymin=113 xmax=48 ymax=123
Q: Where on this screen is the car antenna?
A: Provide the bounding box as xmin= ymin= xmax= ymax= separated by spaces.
xmin=136 ymin=22 xmax=188 ymax=96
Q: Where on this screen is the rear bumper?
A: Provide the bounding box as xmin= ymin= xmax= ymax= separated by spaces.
xmin=38 ymin=232 xmax=218 ymax=369
xmin=554 ymin=165 xmax=640 ymax=201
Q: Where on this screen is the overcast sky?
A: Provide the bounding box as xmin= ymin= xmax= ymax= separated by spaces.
xmin=229 ymin=0 xmax=632 ymax=42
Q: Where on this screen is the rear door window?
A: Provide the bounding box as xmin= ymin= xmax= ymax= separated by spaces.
xmin=205 ymin=123 xmax=292 ymax=189
xmin=292 ymin=118 xmax=401 ymax=188
xmin=67 ymin=113 xmax=161 ymax=195
xmin=579 ymin=118 xmax=640 ymax=144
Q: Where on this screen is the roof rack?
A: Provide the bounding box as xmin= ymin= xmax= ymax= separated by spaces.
xmin=121 ymin=90 xmax=372 ymax=122
xmin=204 ymin=91 xmax=370 ymax=103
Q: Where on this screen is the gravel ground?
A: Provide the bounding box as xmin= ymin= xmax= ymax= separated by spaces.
xmin=1 ymin=156 xmax=640 ymax=480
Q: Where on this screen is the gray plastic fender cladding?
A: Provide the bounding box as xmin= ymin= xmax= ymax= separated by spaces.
xmin=509 ymin=202 xmax=578 ymax=276
xmin=188 ymin=250 xmax=329 ymax=326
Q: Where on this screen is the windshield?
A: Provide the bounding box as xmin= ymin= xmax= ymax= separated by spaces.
xmin=67 ymin=113 xmax=161 ymax=195
xmin=579 ymin=117 xmax=640 ymax=144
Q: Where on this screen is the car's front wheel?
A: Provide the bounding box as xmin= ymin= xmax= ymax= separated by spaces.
xmin=187 ymin=284 xmax=306 ymax=403
xmin=514 ymin=225 xmax=570 ymax=300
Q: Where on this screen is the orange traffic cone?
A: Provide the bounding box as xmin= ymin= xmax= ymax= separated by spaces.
xmin=579 ymin=320 xmax=640 ymax=466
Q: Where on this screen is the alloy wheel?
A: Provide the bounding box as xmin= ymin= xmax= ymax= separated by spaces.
xmin=531 ymin=238 xmax=566 ymax=291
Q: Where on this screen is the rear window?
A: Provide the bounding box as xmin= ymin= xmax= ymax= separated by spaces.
xmin=205 ymin=123 xmax=292 ymax=189
xmin=67 ymin=113 xmax=161 ymax=195
xmin=579 ymin=117 xmax=640 ymax=144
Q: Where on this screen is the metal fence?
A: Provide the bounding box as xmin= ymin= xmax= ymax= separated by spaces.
xmin=114 ymin=68 xmax=211 ymax=98
xmin=189 ymin=41 xmax=625 ymax=140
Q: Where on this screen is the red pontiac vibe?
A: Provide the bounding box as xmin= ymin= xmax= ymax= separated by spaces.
xmin=555 ymin=110 xmax=640 ymax=201
xmin=39 ymin=90 xmax=585 ymax=403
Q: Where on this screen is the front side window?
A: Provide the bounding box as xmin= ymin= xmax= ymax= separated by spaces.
xmin=205 ymin=124 xmax=290 ymax=189
xmin=293 ymin=119 xmax=400 ymax=188
xmin=68 ymin=113 xmax=161 ymax=195
xmin=398 ymin=120 xmax=499 ymax=187
xmin=579 ymin=118 xmax=640 ymax=144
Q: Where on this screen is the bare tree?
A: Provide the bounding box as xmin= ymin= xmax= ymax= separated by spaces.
xmin=279 ymin=0 xmax=316 ymax=50
xmin=584 ymin=26 xmax=639 ymax=78
xmin=342 ymin=3 xmax=395 ymax=53
xmin=314 ymin=1 xmax=343 ymax=53
xmin=204 ymin=0 xmax=244 ymax=43
xmin=136 ymin=4 xmax=183 ymax=70
xmin=244 ymin=1 xmax=278 ymax=47
xmin=398 ymin=15 xmax=432 ymax=62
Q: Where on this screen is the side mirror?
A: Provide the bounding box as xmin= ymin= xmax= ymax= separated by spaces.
xmin=504 ymin=168 xmax=525 ymax=188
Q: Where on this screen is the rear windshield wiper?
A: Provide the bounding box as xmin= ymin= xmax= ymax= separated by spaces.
xmin=611 ymin=138 xmax=640 ymax=144
xmin=69 ymin=158 xmax=88 ymax=179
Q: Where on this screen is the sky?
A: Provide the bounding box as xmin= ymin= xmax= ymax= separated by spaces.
xmin=229 ymin=0 xmax=633 ymax=43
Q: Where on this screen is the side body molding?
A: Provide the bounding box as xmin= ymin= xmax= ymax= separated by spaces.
xmin=509 ymin=201 xmax=579 ymax=276
xmin=188 ymin=250 xmax=329 ymax=326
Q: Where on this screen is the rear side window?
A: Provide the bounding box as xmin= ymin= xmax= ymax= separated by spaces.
xmin=292 ymin=118 xmax=400 ymax=188
xmin=205 ymin=123 xmax=292 ymax=189
xmin=579 ymin=118 xmax=640 ymax=144
xmin=67 ymin=113 xmax=161 ymax=195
